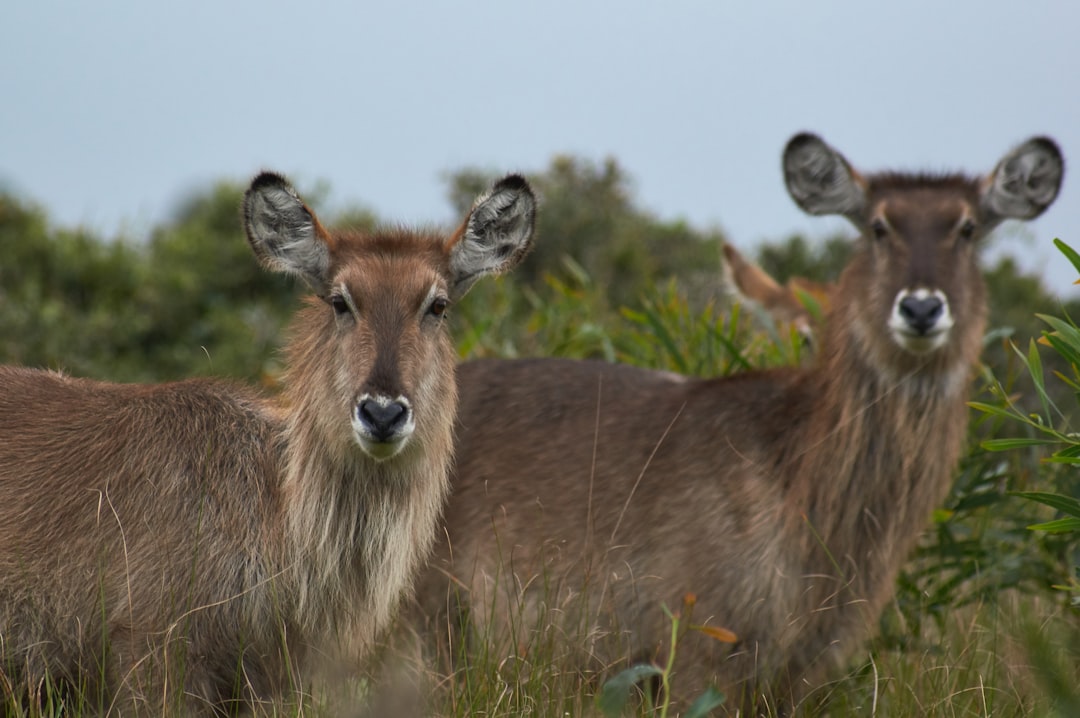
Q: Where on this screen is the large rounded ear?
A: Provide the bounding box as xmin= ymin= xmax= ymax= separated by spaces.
xmin=446 ymin=174 xmax=536 ymax=301
xmin=981 ymin=137 xmax=1064 ymax=225
xmin=783 ymin=133 xmax=867 ymax=221
xmin=243 ymin=172 xmax=333 ymax=295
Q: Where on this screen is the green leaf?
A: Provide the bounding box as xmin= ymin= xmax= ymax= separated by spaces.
xmin=1010 ymin=491 xmax=1080 ymax=518
xmin=1028 ymin=517 xmax=1080 ymax=533
xmin=1053 ymin=238 xmax=1080 ymax=278
xmin=1054 ymin=444 xmax=1080 ymax=458
xmin=1027 ymin=338 xmax=1055 ymax=420
xmin=596 ymin=664 xmax=664 ymax=717
xmin=968 ymin=401 xmax=1021 ymax=421
xmin=981 ymin=437 xmax=1059 ymax=451
xmin=1026 ymin=337 xmax=1046 ymax=388
xmin=1038 ymin=314 xmax=1080 ymax=355
xmin=1043 ymin=334 xmax=1080 ymax=372
xmin=684 ymin=686 xmax=727 ymax=718
xmin=1051 ymin=368 xmax=1080 ymax=392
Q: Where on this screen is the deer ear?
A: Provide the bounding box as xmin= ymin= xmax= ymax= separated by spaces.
xmin=783 ymin=133 xmax=867 ymax=221
xmin=243 ymin=172 xmax=333 ymax=294
xmin=722 ymin=243 xmax=784 ymax=304
xmin=981 ymin=137 xmax=1063 ymax=225
xmin=446 ymin=174 xmax=536 ymax=301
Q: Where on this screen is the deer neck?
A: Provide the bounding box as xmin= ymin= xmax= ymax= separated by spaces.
xmin=275 ymin=381 xmax=451 ymax=647
xmin=790 ymin=303 xmax=981 ymax=567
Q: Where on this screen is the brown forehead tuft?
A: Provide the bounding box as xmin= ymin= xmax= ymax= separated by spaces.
xmin=328 ymin=226 xmax=451 ymax=271
xmin=867 ymin=171 xmax=981 ymax=198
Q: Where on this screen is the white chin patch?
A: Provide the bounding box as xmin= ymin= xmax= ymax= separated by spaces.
xmin=890 ymin=329 xmax=950 ymax=355
xmin=353 ymin=432 xmax=410 ymax=461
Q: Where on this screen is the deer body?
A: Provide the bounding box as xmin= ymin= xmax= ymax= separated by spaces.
xmin=418 ymin=135 xmax=1063 ymax=711
xmin=0 ymin=172 xmax=535 ymax=715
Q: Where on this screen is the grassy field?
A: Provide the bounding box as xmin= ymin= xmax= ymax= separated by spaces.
xmin=415 ymin=592 xmax=1079 ymax=717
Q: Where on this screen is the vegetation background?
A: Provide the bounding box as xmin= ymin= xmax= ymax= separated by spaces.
xmin=1 ymin=159 xmax=1078 ymax=715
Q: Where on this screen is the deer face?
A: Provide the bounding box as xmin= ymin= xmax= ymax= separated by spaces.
xmin=242 ymin=173 xmax=535 ymax=461
xmin=863 ymin=185 xmax=981 ymax=355
xmin=783 ymin=134 xmax=1063 ymax=359
xmin=324 ymin=241 xmax=451 ymax=460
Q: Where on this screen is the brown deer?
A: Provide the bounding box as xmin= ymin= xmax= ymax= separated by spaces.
xmin=721 ymin=241 xmax=835 ymax=344
xmin=0 ymin=171 xmax=535 ymax=715
xmin=416 ymin=135 xmax=1063 ymax=712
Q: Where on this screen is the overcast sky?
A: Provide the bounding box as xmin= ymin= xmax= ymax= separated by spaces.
xmin=3 ymin=1 xmax=1077 ymax=296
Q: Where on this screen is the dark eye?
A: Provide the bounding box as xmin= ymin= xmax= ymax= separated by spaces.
xmin=428 ymin=297 xmax=450 ymax=318
xmin=870 ymin=219 xmax=889 ymax=241
xmin=958 ymin=219 xmax=976 ymax=240
xmin=329 ymin=295 xmax=351 ymax=317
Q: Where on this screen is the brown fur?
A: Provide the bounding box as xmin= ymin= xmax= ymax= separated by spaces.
xmin=0 ymin=172 xmax=535 ymax=715
xmin=415 ymin=135 xmax=1063 ymax=713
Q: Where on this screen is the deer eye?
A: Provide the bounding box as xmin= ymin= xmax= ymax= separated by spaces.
xmin=329 ymin=294 xmax=351 ymax=317
xmin=870 ymin=219 xmax=889 ymax=241
xmin=428 ymin=297 xmax=450 ymax=318
xmin=958 ymin=219 xmax=976 ymax=240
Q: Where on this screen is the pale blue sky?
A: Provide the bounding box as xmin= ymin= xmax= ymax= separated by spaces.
xmin=3 ymin=1 xmax=1077 ymax=294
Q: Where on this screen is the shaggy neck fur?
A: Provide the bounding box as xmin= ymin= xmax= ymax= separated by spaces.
xmin=776 ymin=257 xmax=987 ymax=665
xmin=276 ymin=307 xmax=454 ymax=653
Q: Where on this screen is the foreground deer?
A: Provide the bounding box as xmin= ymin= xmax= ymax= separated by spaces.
xmin=0 ymin=172 xmax=535 ymax=714
xmin=417 ymin=135 xmax=1063 ymax=712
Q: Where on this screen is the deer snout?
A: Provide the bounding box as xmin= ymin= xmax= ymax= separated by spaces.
xmin=353 ymin=394 xmax=415 ymax=460
xmin=898 ymin=295 xmax=944 ymax=334
xmin=888 ymin=288 xmax=954 ymax=354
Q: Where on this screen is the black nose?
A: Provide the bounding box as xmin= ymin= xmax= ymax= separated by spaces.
xmin=357 ymin=399 xmax=409 ymax=442
xmin=898 ymin=295 xmax=944 ymax=335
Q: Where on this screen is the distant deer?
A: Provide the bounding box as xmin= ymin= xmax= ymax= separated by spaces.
xmin=416 ymin=135 xmax=1063 ymax=712
xmin=721 ymin=241 xmax=834 ymax=343
xmin=0 ymin=172 xmax=535 ymax=714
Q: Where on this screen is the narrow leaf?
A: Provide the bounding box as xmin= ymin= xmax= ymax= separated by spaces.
xmin=1028 ymin=517 xmax=1080 ymax=533
xmin=1010 ymin=491 xmax=1080 ymax=518
xmin=1027 ymin=338 xmax=1054 ymax=420
xmin=1051 ymin=369 xmax=1080 ymax=392
xmin=1043 ymin=334 xmax=1080 ymax=373
xmin=1044 ymin=454 xmax=1080 ymax=466
xmin=1053 ymin=444 xmax=1080 ymax=458
xmin=1038 ymin=314 xmax=1080 ymax=355
xmin=981 ymin=437 xmax=1058 ymax=451
xmin=1053 ymin=238 xmax=1080 ymax=277
xmin=968 ymin=401 xmax=1022 ymax=421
